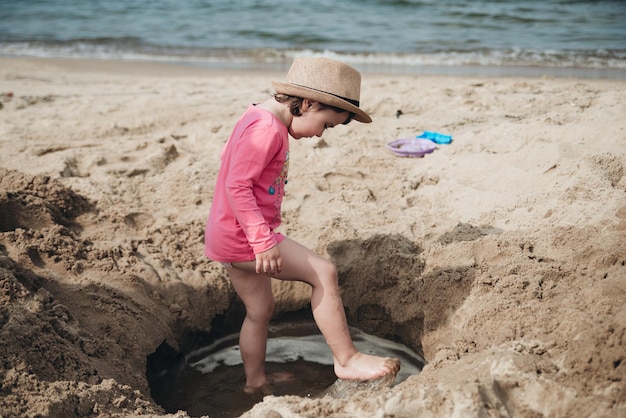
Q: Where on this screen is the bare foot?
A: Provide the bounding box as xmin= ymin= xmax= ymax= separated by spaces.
xmin=334 ymin=353 xmax=401 ymax=381
xmin=244 ymin=383 xmax=274 ymax=395
xmin=243 ymin=371 xmax=295 ymax=394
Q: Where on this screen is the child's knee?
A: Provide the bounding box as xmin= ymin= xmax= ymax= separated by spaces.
xmin=319 ymin=260 xmax=339 ymax=285
xmin=247 ymin=298 xmax=275 ymax=323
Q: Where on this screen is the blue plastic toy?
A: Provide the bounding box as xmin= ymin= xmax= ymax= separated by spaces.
xmin=416 ymin=131 xmax=452 ymax=144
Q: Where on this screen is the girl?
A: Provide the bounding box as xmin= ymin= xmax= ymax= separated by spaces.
xmin=205 ymin=57 xmax=400 ymax=393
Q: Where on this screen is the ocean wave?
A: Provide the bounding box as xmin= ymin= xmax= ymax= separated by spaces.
xmin=1 ymin=40 xmax=625 ymax=72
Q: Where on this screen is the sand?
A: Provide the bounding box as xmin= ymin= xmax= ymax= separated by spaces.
xmin=0 ymin=57 xmax=624 ymax=418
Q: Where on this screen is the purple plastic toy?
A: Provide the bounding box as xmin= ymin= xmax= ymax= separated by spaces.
xmin=387 ymin=138 xmax=437 ymax=158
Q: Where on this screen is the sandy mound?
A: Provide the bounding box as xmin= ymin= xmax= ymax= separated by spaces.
xmin=0 ymin=58 xmax=625 ymax=417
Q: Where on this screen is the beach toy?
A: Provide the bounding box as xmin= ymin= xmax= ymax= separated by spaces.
xmin=417 ymin=131 xmax=452 ymax=144
xmin=387 ymin=138 xmax=436 ymax=158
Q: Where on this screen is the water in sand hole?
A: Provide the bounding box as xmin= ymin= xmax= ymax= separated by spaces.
xmin=148 ymin=320 xmax=424 ymax=418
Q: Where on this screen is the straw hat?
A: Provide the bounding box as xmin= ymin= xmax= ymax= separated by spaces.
xmin=272 ymin=57 xmax=372 ymax=123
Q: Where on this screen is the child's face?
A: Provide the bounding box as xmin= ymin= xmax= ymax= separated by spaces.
xmin=288 ymin=101 xmax=349 ymax=140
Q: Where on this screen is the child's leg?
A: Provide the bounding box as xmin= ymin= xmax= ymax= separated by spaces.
xmin=226 ymin=267 xmax=275 ymax=391
xmin=274 ymin=238 xmax=400 ymax=381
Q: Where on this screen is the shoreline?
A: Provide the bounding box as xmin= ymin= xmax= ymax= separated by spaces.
xmin=2 ymin=55 xmax=626 ymax=80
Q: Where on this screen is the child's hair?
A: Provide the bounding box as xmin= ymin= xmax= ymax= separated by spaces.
xmin=274 ymin=93 xmax=354 ymax=125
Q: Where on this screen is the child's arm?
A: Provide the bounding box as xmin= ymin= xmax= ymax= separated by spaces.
xmin=225 ymin=124 xmax=284 ymax=261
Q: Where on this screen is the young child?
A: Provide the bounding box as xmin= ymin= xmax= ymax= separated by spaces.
xmin=205 ymin=57 xmax=400 ymax=393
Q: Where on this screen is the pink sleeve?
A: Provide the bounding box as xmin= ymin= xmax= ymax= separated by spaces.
xmin=224 ymin=124 xmax=281 ymax=254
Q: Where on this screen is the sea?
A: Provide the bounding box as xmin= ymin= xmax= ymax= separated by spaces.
xmin=1 ymin=0 xmax=625 ymax=78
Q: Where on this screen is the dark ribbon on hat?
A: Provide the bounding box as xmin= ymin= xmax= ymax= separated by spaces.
xmin=293 ymin=84 xmax=360 ymax=107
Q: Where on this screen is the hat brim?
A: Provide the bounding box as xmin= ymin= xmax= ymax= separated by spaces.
xmin=272 ymin=81 xmax=372 ymax=123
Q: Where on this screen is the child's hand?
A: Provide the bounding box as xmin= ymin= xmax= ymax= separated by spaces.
xmin=256 ymin=246 xmax=282 ymax=275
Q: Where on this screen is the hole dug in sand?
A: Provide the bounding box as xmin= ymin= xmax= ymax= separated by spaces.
xmin=146 ymin=234 xmax=474 ymax=418
xmin=147 ymin=311 xmax=424 ymax=418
